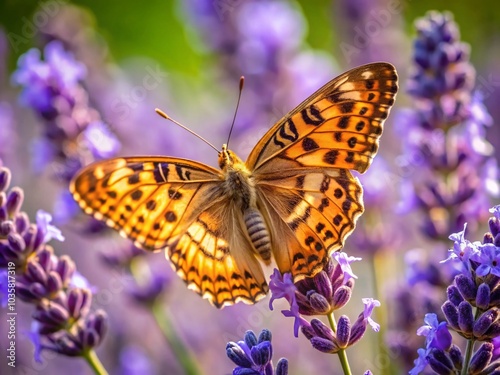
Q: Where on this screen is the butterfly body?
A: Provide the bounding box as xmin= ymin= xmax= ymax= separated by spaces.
xmin=71 ymin=63 xmax=398 ymax=308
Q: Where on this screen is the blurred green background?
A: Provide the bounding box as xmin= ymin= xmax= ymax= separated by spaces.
xmin=1 ymin=0 xmax=499 ymax=76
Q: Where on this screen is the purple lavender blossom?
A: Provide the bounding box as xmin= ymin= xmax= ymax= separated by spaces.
xmin=397 ymin=11 xmax=499 ymax=240
xmin=11 ymin=41 xmax=120 ymax=223
xmin=411 ymin=205 xmax=500 ymax=374
xmin=0 ymin=164 xmax=107 ymax=366
xmin=269 ymin=253 xmax=380 ymax=356
xmin=226 ymin=329 xmax=288 ymax=375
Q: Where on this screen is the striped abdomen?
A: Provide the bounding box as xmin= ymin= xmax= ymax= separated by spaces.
xmin=244 ymin=208 xmax=271 ymax=262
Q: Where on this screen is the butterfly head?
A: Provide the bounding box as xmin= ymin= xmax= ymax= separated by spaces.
xmin=219 ymin=144 xmax=243 ymax=171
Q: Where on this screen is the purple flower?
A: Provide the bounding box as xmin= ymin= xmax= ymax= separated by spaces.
xmin=82 ymin=121 xmax=121 ymax=160
xmin=442 ymin=224 xmax=478 ymax=271
xmin=226 ymin=329 xmax=288 ymax=375
xmin=472 ymin=243 xmax=500 ymax=277
xmin=333 ymin=252 xmax=361 ymax=283
xmin=0 ymin=164 xmax=107 ymax=363
xmin=361 ymin=298 xmax=381 ymax=332
xmin=12 ymin=40 xmax=120 ymax=224
xmin=12 ymin=41 xmax=85 ymax=115
xmin=268 ymin=268 xmax=297 ymax=311
xmin=397 ymin=11 xmax=498 ymax=239
xmin=36 ymin=210 xmax=65 ymax=243
xmin=416 ymin=313 xmax=452 ymax=351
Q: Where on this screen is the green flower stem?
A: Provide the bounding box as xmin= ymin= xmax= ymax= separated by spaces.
xmin=82 ymin=349 xmax=108 ymax=375
xmin=151 ymin=301 xmax=202 ymax=375
xmin=460 ymin=338 xmax=475 ymax=375
xmin=327 ymin=311 xmax=352 ymax=375
xmin=461 ymin=308 xmax=480 ymax=375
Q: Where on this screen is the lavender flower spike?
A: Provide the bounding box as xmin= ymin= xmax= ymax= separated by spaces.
xmin=226 ymin=329 xmax=288 ymax=375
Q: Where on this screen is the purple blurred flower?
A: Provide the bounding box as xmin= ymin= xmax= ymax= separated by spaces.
xmin=118 ymin=345 xmax=154 ymax=375
xmin=334 ymin=0 xmax=405 ymax=66
xmin=0 ymin=102 xmax=16 ymax=161
xmin=184 ymin=0 xmax=335 ymax=148
xmin=11 ymin=40 xmax=120 ymax=223
xmin=397 ymin=11 xmax=499 ymax=240
xmin=36 ymin=210 xmax=65 ymax=243
xmin=12 ymin=41 xmax=86 ymax=115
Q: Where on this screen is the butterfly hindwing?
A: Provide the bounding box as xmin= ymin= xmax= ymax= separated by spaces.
xmin=256 ymin=168 xmax=363 ymax=278
xmin=167 ymin=207 xmax=268 ymax=308
xmin=247 ymin=62 xmax=398 ymax=173
xmin=70 ymin=156 xmax=223 ymax=250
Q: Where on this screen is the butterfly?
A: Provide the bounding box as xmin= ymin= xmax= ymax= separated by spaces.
xmin=70 ymin=62 xmax=398 ymax=308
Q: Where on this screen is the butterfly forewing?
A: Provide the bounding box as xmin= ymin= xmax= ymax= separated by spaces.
xmin=247 ymin=62 xmax=398 ymax=173
xmin=70 ymin=157 xmax=223 ymax=250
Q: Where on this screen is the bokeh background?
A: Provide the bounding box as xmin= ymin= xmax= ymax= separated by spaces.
xmin=0 ymin=0 xmax=499 ymax=374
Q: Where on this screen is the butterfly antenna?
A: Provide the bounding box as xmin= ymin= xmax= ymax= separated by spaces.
xmin=226 ymin=76 xmax=245 ymax=148
xmin=155 ymin=108 xmax=219 ymax=152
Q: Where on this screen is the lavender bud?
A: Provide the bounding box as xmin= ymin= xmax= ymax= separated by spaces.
xmin=26 ymin=261 xmax=48 ymax=285
xmin=427 ymin=348 xmax=454 ymax=374
xmin=83 ymin=329 xmax=99 ymax=348
xmin=276 ymin=358 xmax=288 ymax=375
xmin=332 ymin=285 xmax=352 ymax=310
xmin=314 ymin=271 xmax=333 ymax=299
xmin=0 ymin=220 xmax=14 ymax=236
xmin=349 ymin=317 xmax=368 ymax=347
xmin=336 ymin=316 xmax=351 ymax=348
xmin=0 ymin=168 xmax=11 ymax=191
xmin=469 ymin=342 xmax=493 ymax=374
xmin=47 ymin=271 xmax=63 ymax=294
xmin=226 ymin=342 xmax=252 ymax=368
xmin=6 ymin=188 xmax=24 ymax=217
xmin=244 ymin=330 xmax=258 ymax=349
xmin=8 ymin=233 xmax=25 ymax=253
xmin=457 ymin=301 xmax=474 ymax=334
xmin=310 ymin=319 xmax=335 ymax=341
xmin=89 ymin=310 xmax=108 ymax=339
xmin=250 ymin=342 xmax=271 ymax=366
xmin=301 ymin=324 xmax=316 ymax=340
xmin=455 ymin=275 xmax=477 ymax=300
xmin=442 ymin=301 xmax=459 ymax=329
xmin=0 ymin=206 xmax=7 ymax=221
xmin=309 ymin=292 xmax=331 ymax=314
xmin=14 ymin=212 xmax=29 ymax=233
xmin=310 ymin=337 xmax=337 ymax=353
xmin=258 ymin=329 xmax=272 ymax=343
xmin=476 ymin=283 xmax=491 ymax=309
xmin=56 ymin=255 xmax=75 ymax=285
xmin=448 ymin=344 xmax=463 ymax=370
